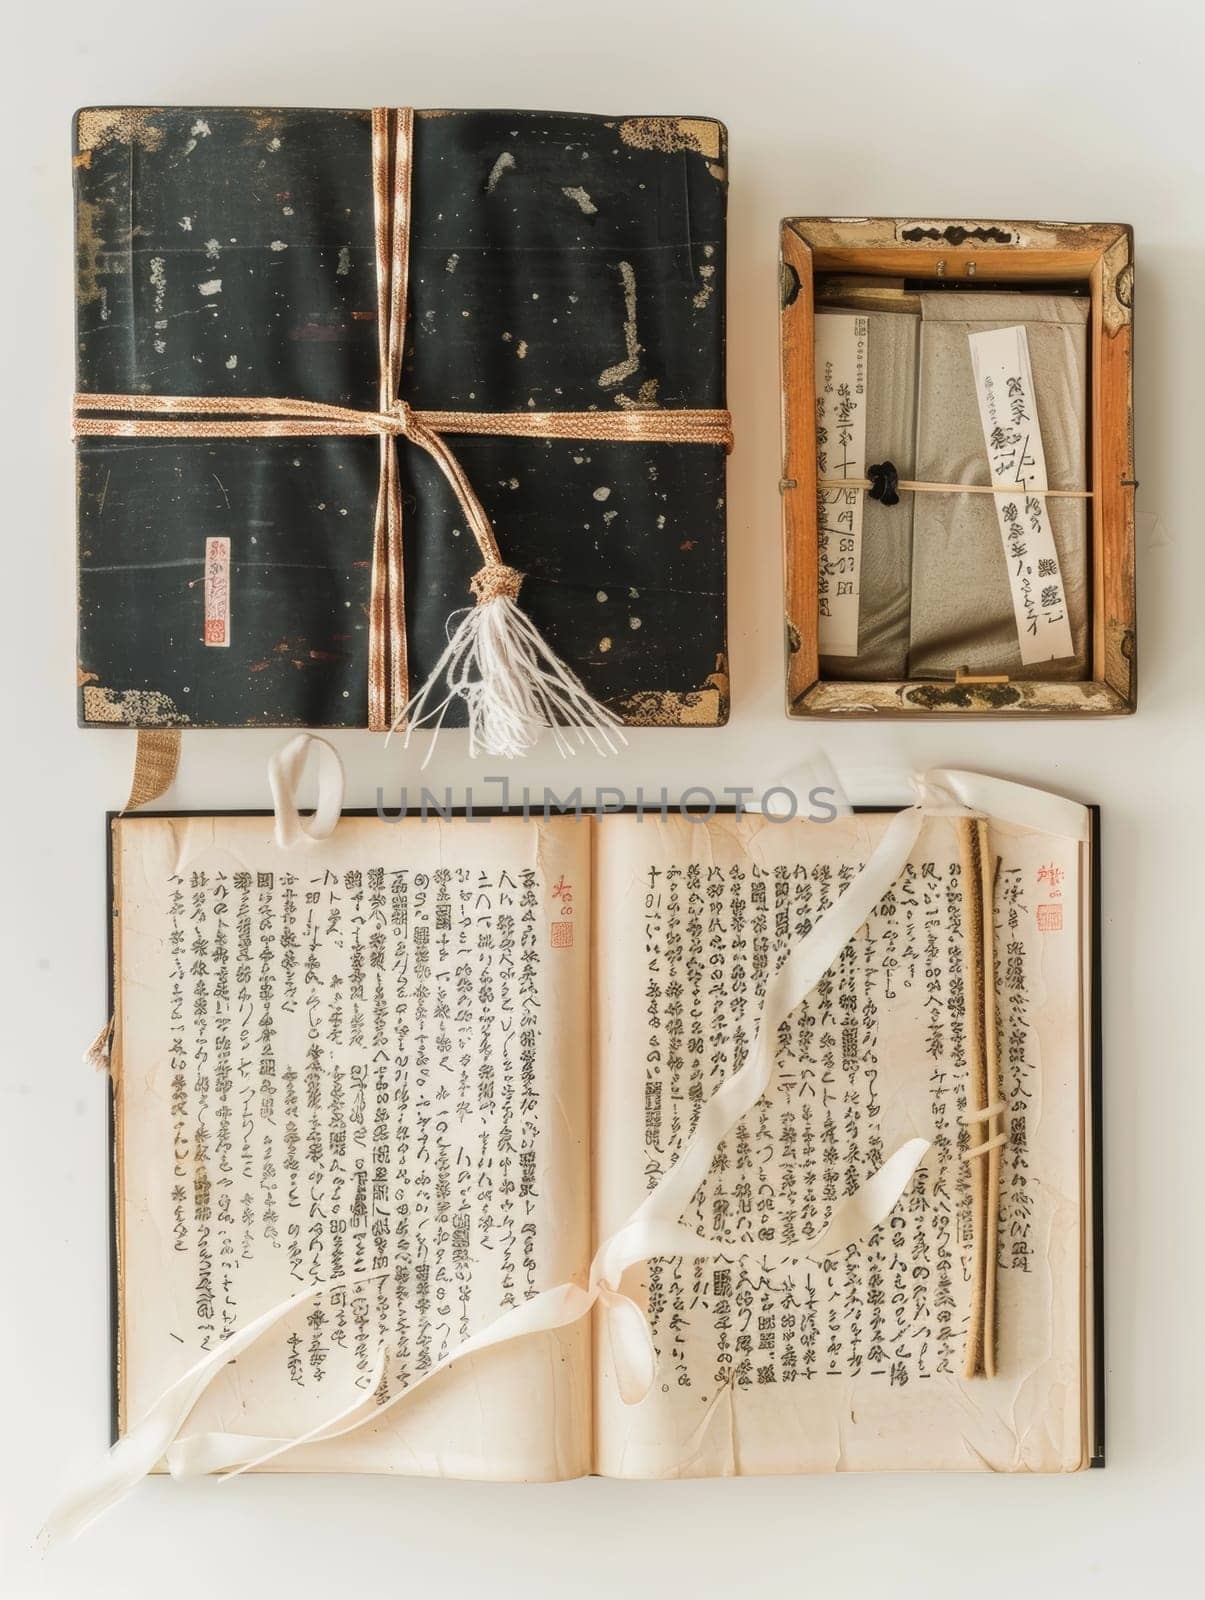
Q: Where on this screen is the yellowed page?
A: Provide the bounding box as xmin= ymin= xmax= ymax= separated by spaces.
xmin=114 ymin=812 xmax=591 ymax=1480
xmin=592 ymin=810 xmax=1084 ymax=1475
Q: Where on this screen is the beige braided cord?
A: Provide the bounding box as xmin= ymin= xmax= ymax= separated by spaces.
xmin=124 ymin=729 xmax=180 ymax=812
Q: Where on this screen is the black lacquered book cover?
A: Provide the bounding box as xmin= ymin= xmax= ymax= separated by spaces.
xmin=74 ymin=107 xmax=729 ymax=729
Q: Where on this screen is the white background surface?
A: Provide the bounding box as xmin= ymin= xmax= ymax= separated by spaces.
xmin=3 ymin=0 xmax=1202 ymax=1593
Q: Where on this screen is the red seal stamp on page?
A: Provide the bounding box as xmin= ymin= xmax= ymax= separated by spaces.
xmin=1037 ymin=903 xmax=1063 ymax=933
xmin=203 ymin=536 xmax=231 ymax=646
xmin=550 ymin=874 xmax=575 ymax=948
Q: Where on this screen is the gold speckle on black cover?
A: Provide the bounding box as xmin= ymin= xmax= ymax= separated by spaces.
xmin=81 ymin=686 xmax=190 ymax=725
xmin=75 ymin=107 xmax=167 ymax=154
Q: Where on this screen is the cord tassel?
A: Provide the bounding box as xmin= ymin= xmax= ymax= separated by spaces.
xmin=394 ymin=563 xmax=627 ymax=765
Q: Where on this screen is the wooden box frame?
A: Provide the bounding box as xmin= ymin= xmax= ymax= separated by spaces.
xmin=780 ymin=218 xmax=1136 ymax=716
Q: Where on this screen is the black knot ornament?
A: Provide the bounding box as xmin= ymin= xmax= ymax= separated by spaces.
xmin=867 ymin=461 xmax=900 ymax=506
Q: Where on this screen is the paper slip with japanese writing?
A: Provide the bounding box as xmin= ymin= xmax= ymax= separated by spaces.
xmin=968 ymin=325 xmax=1075 ymax=665
xmin=815 ymin=313 xmax=868 ymax=656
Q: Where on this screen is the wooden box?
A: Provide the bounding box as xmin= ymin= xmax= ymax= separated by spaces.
xmin=780 ymin=218 xmax=1135 ymax=716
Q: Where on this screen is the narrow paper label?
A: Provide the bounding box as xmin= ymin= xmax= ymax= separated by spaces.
xmin=814 ymin=313 xmax=868 ymax=657
xmin=203 ymin=536 xmax=231 ymax=647
xmin=968 ymin=326 xmax=1074 ymax=665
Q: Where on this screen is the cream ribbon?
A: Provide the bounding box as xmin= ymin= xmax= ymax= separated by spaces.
xmin=45 ymin=753 xmax=1087 ymax=1540
xmin=909 ymin=766 xmax=1088 ymax=841
xmin=266 ymin=733 xmax=345 ymax=849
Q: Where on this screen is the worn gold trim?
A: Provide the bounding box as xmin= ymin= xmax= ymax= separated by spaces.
xmin=612 ymin=658 xmax=729 ymax=726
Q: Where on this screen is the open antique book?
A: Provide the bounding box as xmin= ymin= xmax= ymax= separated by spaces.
xmin=88 ymin=763 xmax=1099 ymax=1521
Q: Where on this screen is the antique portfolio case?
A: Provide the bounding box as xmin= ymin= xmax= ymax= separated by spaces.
xmin=73 ymin=107 xmax=730 ymax=731
xmin=779 ymin=218 xmax=1135 ymax=717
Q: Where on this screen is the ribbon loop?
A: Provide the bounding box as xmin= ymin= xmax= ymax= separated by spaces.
xmin=267 ymin=734 xmax=345 ymax=849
